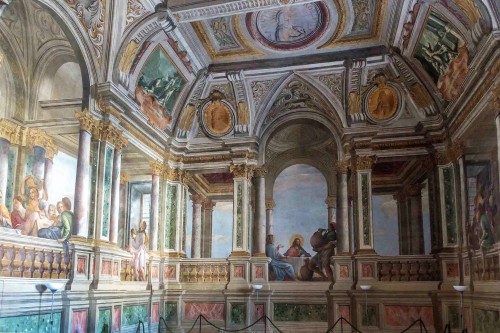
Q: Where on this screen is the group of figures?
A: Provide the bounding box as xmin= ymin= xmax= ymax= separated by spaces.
xmin=265 ymin=222 xmax=337 ymax=281
xmin=126 ymin=221 xmax=149 ymax=281
xmin=0 ymin=175 xmax=74 ymax=255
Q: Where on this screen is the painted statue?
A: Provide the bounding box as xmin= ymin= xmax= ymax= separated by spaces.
xmin=127 ymin=221 xmax=149 ymax=281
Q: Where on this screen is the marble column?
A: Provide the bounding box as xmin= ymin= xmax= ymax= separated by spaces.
xmin=163 ymin=166 xmax=187 ymax=257
xmin=423 ymin=156 xmax=442 ymax=253
xmin=396 ymin=184 xmax=425 ymax=255
xmin=253 ymin=167 xmax=267 ymax=255
xmin=109 ymin=148 xmax=123 ymax=244
xmin=119 ymin=173 xmax=129 ymax=248
xmin=352 ymin=155 xmax=375 ymax=254
xmin=202 ymin=200 xmax=215 ymax=258
xmin=190 ymin=194 xmax=204 ymax=258
xmin=335 ymin=160 xmax=350 ymax=255
xmin=0 ymin=138 xmax=9 ymax=204
xmin=74 ymin=111 xmax=95 ymax=238
xmin=230 ymin=164 xmax=254 ymax=256
xmin=43 ymin=145 xmax=57 ymax=201
xmin=32 ymin=146 xmax=46 ymax=182
xmin=150 ymin=162 xmax=162 ymax=252
xmin=265 ymin=199 xmax=275 ymax=236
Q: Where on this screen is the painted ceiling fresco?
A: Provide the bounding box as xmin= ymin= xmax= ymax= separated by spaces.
xmin=135 ymin=47 xmax=186 ymax=130
xmin=190 ymin=0 xmax=385 ymax=62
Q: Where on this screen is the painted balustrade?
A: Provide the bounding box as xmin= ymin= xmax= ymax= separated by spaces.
xmin=471 ymin=251 xmax=500 ymax=281
xmin=179 ymin=259 xmax=229 ymax=283
xmin=0 ymin=231 xmax=71 ymax=279
xmin=377 ymin=255 xmax=440 ymax=281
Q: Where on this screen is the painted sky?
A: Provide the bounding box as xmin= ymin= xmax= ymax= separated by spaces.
xmin=47 ymin=151 xmax=77 ymax=206
xmin=212 ymin=201 xmax=233 ymax=258
xmin=272 ymin=164 xmax=328 ymax=256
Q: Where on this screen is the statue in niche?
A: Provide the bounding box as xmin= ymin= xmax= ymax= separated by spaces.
xmin=127 ymin=221 xmax=149 ymax=281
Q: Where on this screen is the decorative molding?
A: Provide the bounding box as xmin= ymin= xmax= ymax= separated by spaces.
xmin=126 ymin=0 xmax=146 ymax=26
xmin=172 ymin=0 xmax=319 ymax=23
xmin=250 ymin=78 xmax=280 ymax=112
xmin=316 ymin=72 xmax=344 ymax=103
xmin=163 ymin=165 xmax=185 ymax=182
xmin=63 ymin=0 xmax=106 ymax=64
xmin=100 ymin=122 xmax=128 ymax=151
xmin=0 ymin=119 xmax=21 ymax=144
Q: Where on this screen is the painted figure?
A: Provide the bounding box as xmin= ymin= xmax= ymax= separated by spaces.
xmin=10 ymin=195 xmax=26 ymax=229
xmin=128 ymin=221 xmax=149 ymax=281
xmin=38 ymin=197 xmax=73 ymax=256
xmin=284 ymin=236 xmax=311 ymax=257
xmin=265 ymin=234 xmax=296 ymax=281
xmin=309 ymin=222 xmax=337 ymax=280
xmin=274 ymin=8 xmax=305 ymax=42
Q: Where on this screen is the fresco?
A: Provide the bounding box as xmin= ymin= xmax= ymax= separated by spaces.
xmin=466 ymin=163 xmax=497 ymax=261
xmin=135 ymin=47 xmax=186 ymax=130
xmin=414 ymin=11 xmax=469 ymax=101
xmin=0 ymin=150 xmax=76 ymax=257
xmin=211 ymin=202 xmax=233 ymax=258
xmin=351 ymin=0 xmax=374 ymax=34
xmin=248 ymin=2 xmax=329 ymax=50
xmin=366 ymin=74 xmax=399 ymax=121
xmin=208 ymin=17 xmax=239 ymax=50
xmin=271 ymin=164 xmax=332 ymax=281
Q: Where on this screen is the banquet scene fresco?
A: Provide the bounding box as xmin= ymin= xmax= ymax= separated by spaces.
xmin=0 ymin=0 xmax=499 ymax=332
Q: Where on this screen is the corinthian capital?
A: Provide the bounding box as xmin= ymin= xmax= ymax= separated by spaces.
xmin=150 ymin=161 xmax=164 ymax=176
xmin=230 ymin=164 xmax=255 ymax=179
xmin=0 ymin=119 xmax=21 ymax=144
xmin=334 ymin=160 xmax=350 ymax=173
xmin=75 ymin=109 xmax=96 ymax=133
xmin=352 ymin=155 xmax=375 ymax=171
xmin=254 ymin=167 xmax=267 ymax=177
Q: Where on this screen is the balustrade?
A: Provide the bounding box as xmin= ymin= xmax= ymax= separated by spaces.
xmin=472 ymin=253 xmax=500 ymax=281
xmin=377 ymin=256 xmax=440 ymax=281
xmin=180 ymin=259 xmax=229 ymax=283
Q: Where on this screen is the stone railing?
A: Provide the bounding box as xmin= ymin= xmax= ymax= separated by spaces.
xmin=180 ymin=259 xmax=229 ymax=283
xmin=471 ymin=252 xmax=500 ymax=281
xmin=377 ymin=256 xmax=440 ymax=281
xmin=0 ymin=230 xmax=72 ymax=279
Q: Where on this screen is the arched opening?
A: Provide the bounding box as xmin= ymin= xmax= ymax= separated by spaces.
xmin=272 ymin=164 xmax=328 ymax=256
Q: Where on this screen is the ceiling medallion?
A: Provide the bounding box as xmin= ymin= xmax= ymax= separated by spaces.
xmin=199 ymin=90 xmax=235 ymax=138
xmin=364 ymin=74 xmax=402 ymax=124
xmin=246 ymin=2 xmax=329 ymax=51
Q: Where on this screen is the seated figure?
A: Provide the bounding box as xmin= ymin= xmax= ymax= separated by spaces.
xmin=265 ymin=234 xmax=296 ymax=281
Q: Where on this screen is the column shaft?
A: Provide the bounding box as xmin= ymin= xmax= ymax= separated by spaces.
xmin=254 ymin=174 xmax=266 ymax=255
xmin=191 ymin=194 xmax=203 ymax=258
xmin=150 ymin=173 xmax=160 ymax=251
xmin=336 ymin=170 xmax=349 ymax=254
xmin=0 ymin=138 xmax=9 ymax=204
xmin=73 ymin=129 xmax=92 ymax=237
xmin=109 ymin=149 xmax=122 ymax=244
xmin=265 ymin=200 xmax=275 ymax=236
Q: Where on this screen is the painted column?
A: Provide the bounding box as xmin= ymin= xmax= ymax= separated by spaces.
xmin=436 ymin=147 xmax=460 ymax=249
xmin=163 ymin=166 xmax=187 ymax=257
xmin=43 ymin=143 xmax=57 ymax=202
xmin=119 ymin=173 xmax=129 ymax=248
xmin=93 ymin=122 xmax=127 ymax=242
xmin=352 ymin=155 xmax=375 ymax=254
xmin=496 ymin=115 xmax=500 ymax=192
xmin=423 ymin=156 xmax=442 ymax=253
xmin=335 ymin=160 xmax=350 ymax=255
xmin=230 ymin=164 xmax=254 ymax=256
xmin=190 ymin=194 xmax=204 ymax=258
xmin=253 ymin=167 xmax=267 ymax=255
xmin=265 ymin=199 xmax=275 ymax=236
xmin=396 ymin=184 xmax=425 ymax=255
xmin=150 ymin=162 xmax=162 ymax=252
xmin=110 ymin=142 xmax=126 ymax=244
xmin=0 ymin=138 xmax=9 ymax=204
xmin=325 ymin=195 xmax=336 ymax=227
xmin=202 ymin=200 xmax=215 ymax=258
xmin=74 ymin=110 xmax=95 ymax=237
xmin=395 ymin=191 xmax=409 ymax=255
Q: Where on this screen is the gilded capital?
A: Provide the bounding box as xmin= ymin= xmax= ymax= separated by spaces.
xmin=44 ymin=141 xmax=59 ymax=161
xmin=265 ymin=199 xmax=275 ymax=209
xmin=203 ymin=200 xmax=216 ymax=210
xmin=352 ymin=155 xmax=375 ymax=171
xmin=325 ymin=195 xmax=336 ymax=208
xmin=0 ymin=119 xmax=21 ymax=144
xmin=190 ymin=194 xmax=204 ymax=205
xmin=120 ymin=173 xmax=129 ymax=185
xmin=230 ymin=164 xmax=255 ymax=179
xmin=75 ymin=109 xmax=96 ymax=133
xmin=150 ymin=161 xmax=163 ymax=176
xmin=334 ymin=160 xmax=350 ymax=173
xmin=254 ymin=167 xmax=267 ymax=178
xmin=163 ymin=165 xmax=185 ymax=182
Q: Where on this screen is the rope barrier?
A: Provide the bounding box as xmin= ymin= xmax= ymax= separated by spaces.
xmin=325 ymin=316 xmax=363 ymax=333
xmin=158 ymin=316 xmax=175 ymax=333
xmin=135 ymin=319 xmax=146 ymax=333
xmin=400 ymin=318 xmax=429 ymax=333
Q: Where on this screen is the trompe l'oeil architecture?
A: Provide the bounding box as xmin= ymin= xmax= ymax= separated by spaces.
xmin=0 ymin=0 xmax=499 ymax=332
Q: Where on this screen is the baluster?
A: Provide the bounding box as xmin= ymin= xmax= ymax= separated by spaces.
xmin=400 ymin=262 xmax=409 ymax=281
xmin=418 ymin=261 xmax=428 ymax=281
xmin=38 ymin=250 xmax=46 ymax=278
xmin=409 ymin=261 xmax=419 ymax=281
xmin=55 ymin=252 xmax=62 ymax=279
xmin=47 ymin=251 xmax=54 ymax=278
xmin=223 ymin=264 xmax=229 ymax=281
xmin=28 ymin=249 xmax=36 ymax=278
xmin=18 ymin=248 xmax=26 ymax=278
xmin=7 ymin=246 xmax=15 ymax=277
xmin=207 ymin=264 xmax=214 ymax=283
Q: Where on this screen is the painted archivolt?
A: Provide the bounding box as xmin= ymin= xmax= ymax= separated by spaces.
xmin=64 ymin=0 xmax=106 ymax=64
